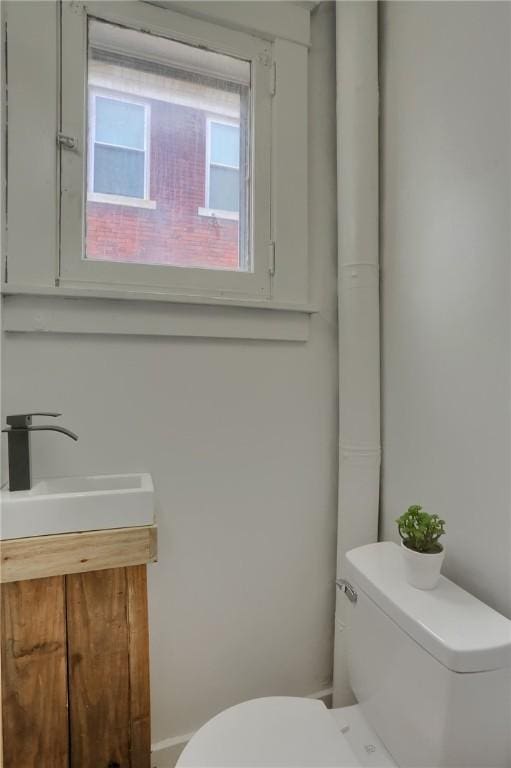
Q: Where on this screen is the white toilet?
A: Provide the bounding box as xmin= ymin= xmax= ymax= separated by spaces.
xmin=177 ymin=542 xmax=511 ymax=767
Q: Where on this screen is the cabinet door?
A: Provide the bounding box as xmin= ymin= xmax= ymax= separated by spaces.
xmin=66 ymin=566 xmax=151 ymax=768
xmin=1 ymin=577 xmax=69 ymax=768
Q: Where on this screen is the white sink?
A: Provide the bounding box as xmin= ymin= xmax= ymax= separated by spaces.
xmin=0 ymin=473 xmax=154 ymax=540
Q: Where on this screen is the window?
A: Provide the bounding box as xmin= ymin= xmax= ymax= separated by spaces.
xmin=202 ymin=119 xmax=240 ymax=219
xmin=88 ymin=91 xmax=152 ymax=205
xmin=4 ymin=0 xmax=310 ymax=314
xmin=66 ymin=12 xmax=265 ymax=288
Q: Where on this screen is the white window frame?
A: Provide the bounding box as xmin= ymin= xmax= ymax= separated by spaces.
xmin=59 ymin=1 xmax=272 ymax=301
xmin=3 ymin=0 xmax=311 ymax=321
xmin=87 ymin=87 xmax=155 ymax=209
xmin=198 ymin=116 xmax=240 ymax=222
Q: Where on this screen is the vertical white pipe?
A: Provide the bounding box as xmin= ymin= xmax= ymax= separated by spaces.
xmin=333 ymin=1 xmax=380 ymax=707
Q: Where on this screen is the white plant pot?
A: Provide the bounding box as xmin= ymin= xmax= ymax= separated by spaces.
xmin=401 ymin=541 xmax=445 ymax=590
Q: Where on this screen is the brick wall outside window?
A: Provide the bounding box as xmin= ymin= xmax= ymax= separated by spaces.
xmin=86 ymin=99 xmax=239 ymax=270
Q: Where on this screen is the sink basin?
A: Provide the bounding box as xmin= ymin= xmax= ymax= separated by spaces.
xmin=0 ymin=473 xmax=154 ymax=540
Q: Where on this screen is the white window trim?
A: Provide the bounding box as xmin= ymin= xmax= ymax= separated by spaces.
xmin=202 ymin=115 xmax=240 ymax=219
xmin=197 ymin=207 xmax=238 ymax=221
xmin=4 ymin=0 xmax=312 ymax=322
xmin=88 ymin=192 xmax=157 ymax=209
xmin=3 ymin=291 xmax=313 ymax=342
xmin=59 ymin=1 xmax=273 ymax=301
xmin=87 ymin=87 xmax=155 ymax=207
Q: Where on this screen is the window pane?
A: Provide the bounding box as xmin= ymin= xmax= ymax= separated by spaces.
xmin=94 ymin=145 xmax=145 ymax=198
xmin=210 ymin=123 xmax=239 ymax=167
xmin=95 ymin=97 xmax=145 ymax=149
xmin=86 ymin=18 xmax=251 ymax=272
xmin=209 ymin=166 xmax=239 ymax=212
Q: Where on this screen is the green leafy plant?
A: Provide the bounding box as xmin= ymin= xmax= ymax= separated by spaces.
xmin=396 ymin=505 xmax=446 ymax=554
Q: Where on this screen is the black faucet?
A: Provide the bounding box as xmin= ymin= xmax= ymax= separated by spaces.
xmin=2 ymin=412 xmax=78 ymax=492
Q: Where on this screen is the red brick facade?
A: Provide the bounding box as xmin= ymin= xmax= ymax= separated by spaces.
xmin=86 ymin=99 xmax=239 ymax=270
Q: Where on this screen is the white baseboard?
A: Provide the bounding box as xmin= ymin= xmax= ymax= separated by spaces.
xmin=150 ymin=687 xmax=334 ymax=768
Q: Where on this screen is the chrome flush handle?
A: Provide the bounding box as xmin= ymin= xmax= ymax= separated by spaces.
xmin=336 ymin=578 xmax=358 ymax=604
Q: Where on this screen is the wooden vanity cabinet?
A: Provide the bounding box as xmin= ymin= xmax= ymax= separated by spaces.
xmin=0 ymin=526 xmax=156 ymax=768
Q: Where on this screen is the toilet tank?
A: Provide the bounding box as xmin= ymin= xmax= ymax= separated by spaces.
xmin=343 ymin=542 xmax=511 ymax=768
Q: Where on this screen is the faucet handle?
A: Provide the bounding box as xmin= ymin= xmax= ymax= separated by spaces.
xmin=6 ymin=412 xmax=62 ymax=428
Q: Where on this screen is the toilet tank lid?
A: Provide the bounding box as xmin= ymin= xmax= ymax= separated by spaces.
xmin=344 ymin=542 xmax=511 ymax=673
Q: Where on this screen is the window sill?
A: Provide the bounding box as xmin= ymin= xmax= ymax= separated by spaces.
xmin=197 ymin=207 xmax=239 ymax=221
xmin=87 ymin=193 xmax=157 ymax=210
xmin=2 ymin=286 xmax=317 ymax=342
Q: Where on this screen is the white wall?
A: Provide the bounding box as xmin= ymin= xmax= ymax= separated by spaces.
xmin=380 ymin=1 xmax=511 ymax=618
xmin=1 ymin=1 xmax=338 ymax=748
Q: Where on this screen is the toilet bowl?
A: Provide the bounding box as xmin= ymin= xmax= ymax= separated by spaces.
xmin=177 ymin=542 xmax=511 ymax=768
xmin=178 ymin=698 xmax=396 ymax=767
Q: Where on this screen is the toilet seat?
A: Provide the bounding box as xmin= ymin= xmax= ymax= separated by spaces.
xmin=177 ymin=697 xmax=396 ymax=767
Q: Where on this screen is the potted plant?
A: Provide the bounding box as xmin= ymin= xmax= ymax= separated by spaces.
xmin=396 ymin=505 xmax=446 ymax=589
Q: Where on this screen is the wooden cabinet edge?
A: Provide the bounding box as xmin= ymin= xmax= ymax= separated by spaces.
xmin=149 ymin=525 xmax=158 ymax=562
xmin=0 ymin=525 xmax=158 ymax=583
